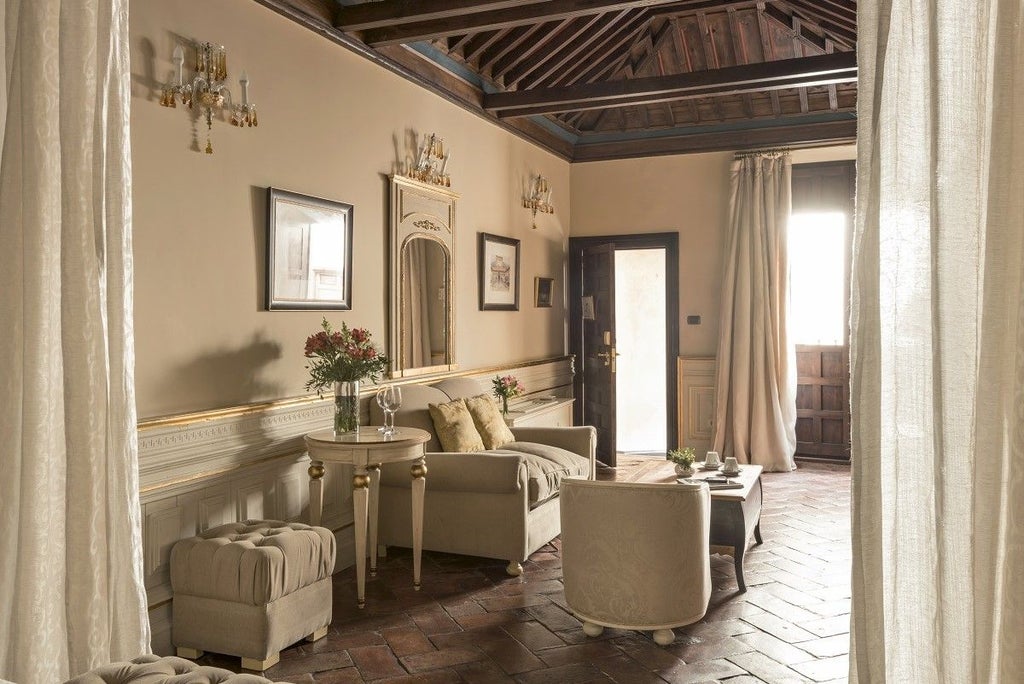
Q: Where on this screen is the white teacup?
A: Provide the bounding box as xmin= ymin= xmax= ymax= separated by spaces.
xmin=704 ymin=451 xmax=721 ymax=468
xmin=723 ymin=456 xmax=740 ymax=474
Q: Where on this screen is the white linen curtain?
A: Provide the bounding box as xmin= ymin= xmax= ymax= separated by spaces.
xmin=712 ymin=153 xmax=797 ymax=472
xmin=851 ymin=0 xmax=1024 ymax=681
xmin=0 ymin=1 xmax=151 ymax=682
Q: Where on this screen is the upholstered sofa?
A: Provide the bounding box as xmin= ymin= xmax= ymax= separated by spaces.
xmin=370 ymin=377 xmax=596 ymax=575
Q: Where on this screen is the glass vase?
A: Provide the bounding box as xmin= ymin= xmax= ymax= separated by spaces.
xmin=333 ymin=380 xmax=360 ymax=435
xmin=501 ymin=395 xmax=509 ymax=416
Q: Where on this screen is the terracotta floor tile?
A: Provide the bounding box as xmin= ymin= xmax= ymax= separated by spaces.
xmin=216 ymin=461 xmax=854 ymax=684
xmin=348 ymin=645 xmax=407 ymax=680
xmin=400 ymin=646 xmax=487 ymax=673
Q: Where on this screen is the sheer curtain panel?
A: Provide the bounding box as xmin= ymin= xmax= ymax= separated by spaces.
xmin=851 ymin=0 xmax=1024 ymax=681
xmin=712 ymin=154 xmax=797 ymax=472
xmin=0 ymin=1 xmax=151 ymax=682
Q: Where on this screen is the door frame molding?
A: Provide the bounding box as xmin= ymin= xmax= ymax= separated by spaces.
xmin=568 ymin=232 xmax=680 ymax=452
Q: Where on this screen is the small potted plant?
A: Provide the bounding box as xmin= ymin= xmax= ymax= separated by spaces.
xmin=667 ymin=446 xmax=696 ymax=477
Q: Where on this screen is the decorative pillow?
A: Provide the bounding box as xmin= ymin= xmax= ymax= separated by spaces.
xmin=428 ymin=398 xmax=485 ymax=452
xmin=465 ymin=394 xmax=516 ymax=450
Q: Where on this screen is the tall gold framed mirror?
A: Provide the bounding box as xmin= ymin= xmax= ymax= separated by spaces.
xmin=389 ymin=175 xmax=458 ymax=378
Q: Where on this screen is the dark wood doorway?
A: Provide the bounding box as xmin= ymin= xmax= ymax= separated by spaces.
xmin=791 ymin=161 xmax=854 ymax=462
xmin=568 ymin=233 xmax=679 ymax=467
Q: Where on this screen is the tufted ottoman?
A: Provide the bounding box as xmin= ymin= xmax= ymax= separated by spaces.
xmin=65 ymin=655 xmax=287 ymax=683
xmin=170 ymin=520 xmax=335 ymax=672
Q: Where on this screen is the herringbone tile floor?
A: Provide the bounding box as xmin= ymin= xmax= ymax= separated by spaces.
xmin=200 ymin=460 xmax=852 ymax=683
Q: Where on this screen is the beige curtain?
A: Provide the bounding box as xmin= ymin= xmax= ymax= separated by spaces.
xmin=712 ymin=154 xmax=796 ymax=472
xmin=0 ymin=1 xmax=151 ymax=682
xmin=851 ymin=0 xmax=1024 ymax=681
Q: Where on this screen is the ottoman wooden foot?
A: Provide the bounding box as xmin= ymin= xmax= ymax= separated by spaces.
xmin=306 ymin=626 xmax=328 ymax=642
xmin=241 ymin=652 xmax=280 ymax=672
xmin=176 ymin=646 xmax=204 ymax=659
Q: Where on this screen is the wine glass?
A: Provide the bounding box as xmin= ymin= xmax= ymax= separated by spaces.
xmin=376 ymin=385 xmax=402 ymax=436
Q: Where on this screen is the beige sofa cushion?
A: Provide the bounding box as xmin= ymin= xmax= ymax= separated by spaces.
xmin=498 ymin=442 xmax=591 ymax=506
xmin=429 ymin=398 xmax=485 ymax=452
xmin=170 ymin=520 xmax=335 ymax=606
xmin=465 ymin=394 xmax=515 ymax=449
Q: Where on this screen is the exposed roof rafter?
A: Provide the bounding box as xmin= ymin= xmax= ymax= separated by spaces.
xmin=485 ymin=51 xmax=857 ymax=118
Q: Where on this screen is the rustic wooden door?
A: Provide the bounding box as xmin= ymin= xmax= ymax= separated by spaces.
xmin=795 ymin=346 xmax=850 ymax=459
xmin=791 ymin=161 xmax=855 ymax=461
xmin=580 ymin=243 xmax=618 ymax=466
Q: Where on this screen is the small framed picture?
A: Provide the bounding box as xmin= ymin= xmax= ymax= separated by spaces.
xmin=479 ymin=232 xmax=520 ymax=311
xmin=581 ymin=295 xmax=595 ymax=320
xmin=535 ymin=277 xmax=554 ymax=308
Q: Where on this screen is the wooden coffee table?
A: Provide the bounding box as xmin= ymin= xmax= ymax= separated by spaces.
xmin=640 ymin=463 xmax=764 ymax=592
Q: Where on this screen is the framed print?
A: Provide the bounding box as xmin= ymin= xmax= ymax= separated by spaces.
xmin=266 ymin=187 xmax=353 ymax=310
xmin=535 ymin=277 xmax=554 ymax=307
xmin=479 ymin=232 xmax=520 ymax=311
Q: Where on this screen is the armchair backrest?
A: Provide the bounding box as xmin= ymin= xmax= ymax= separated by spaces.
xmin=559 ymin=478 xmax=712 ymax=629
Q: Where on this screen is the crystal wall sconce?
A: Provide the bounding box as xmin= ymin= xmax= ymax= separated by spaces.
xmin=524 ymin=175 xmax=554 ymax=229
xmin=160 ymin=41 xmax=257 ymax=154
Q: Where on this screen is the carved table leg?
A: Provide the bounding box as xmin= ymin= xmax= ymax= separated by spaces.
xmin=367 ymin=464 xmax=381 ymax=576
xmin=352 ymin=468 xmax=370 ymax=608
xmin=410 ymin=457 xmax=427 ymax=591
xmin=308 ymin=460 xmax=325 ymax=527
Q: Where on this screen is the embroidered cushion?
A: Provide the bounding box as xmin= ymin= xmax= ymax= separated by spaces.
xmin=464 ymin=394 xmax=516 ymax=449
xmin=428 ymin=398 xmax=485 ymax=452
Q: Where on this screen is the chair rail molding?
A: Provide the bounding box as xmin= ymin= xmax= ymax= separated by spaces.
xmin=136 ymin=355 xmax=574 ymax=655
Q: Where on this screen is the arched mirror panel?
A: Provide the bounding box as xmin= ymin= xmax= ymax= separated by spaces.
xmin=389 ymin=176 xmax=458 ymax=378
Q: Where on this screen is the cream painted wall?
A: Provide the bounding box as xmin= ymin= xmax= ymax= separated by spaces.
xmin=570 ymin=151 xmax=732 ymax=357
xmin=130 ymin=0 xmax=570 ymax=418
xmin=569 ymin=144 xmax=855 ymax=358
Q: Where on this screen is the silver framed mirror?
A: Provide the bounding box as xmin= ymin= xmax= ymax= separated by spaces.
xmin=389 ymin=175 xmax=458 ymax=378
xmin=266 ymin=187 xmax=353 ymax=310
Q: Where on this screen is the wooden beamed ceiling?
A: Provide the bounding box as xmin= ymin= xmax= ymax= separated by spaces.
xmin=257 ymin=0 xmax=858 ymax=161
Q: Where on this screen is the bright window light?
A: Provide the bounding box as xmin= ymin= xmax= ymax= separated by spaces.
xmin=789 ymin=211 xmax=846 ymax=345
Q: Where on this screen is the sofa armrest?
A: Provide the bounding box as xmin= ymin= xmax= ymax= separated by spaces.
xmin=509 ymin=425 xmax=597 ymax=479
xmin=380 ymin=451 xmax=527 ymax=494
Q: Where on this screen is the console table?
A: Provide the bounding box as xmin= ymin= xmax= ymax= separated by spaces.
xmin=304 ymin=427 xmax=430 ymax=607
xmin=504 ymin=397 xmax=574 ymax=428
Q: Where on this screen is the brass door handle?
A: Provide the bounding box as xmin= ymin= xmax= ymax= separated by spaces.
xmin=596 ymin=348 xmax=621 ymax=372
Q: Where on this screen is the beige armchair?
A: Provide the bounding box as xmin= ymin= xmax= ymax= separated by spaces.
xmin=559 ymin=478 xmax=711 ymax=645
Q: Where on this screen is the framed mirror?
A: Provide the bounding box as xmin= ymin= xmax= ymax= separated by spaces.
xmin=266 ymin=187 xmax=353 ymax=310
xmin=389 ymin=175 xmax=458 ymax=377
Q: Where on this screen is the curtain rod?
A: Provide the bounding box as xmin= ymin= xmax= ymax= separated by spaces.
xmin=734 ymin=147 xmax=791 ymax=159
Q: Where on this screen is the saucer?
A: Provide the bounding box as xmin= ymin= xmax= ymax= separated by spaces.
xmin=698 ymin=463 xmax=720 ymax=471
xmin=720 ymin=467 xmax=741 ymax=477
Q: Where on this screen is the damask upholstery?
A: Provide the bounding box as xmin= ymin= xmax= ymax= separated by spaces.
xmin=428 ymin=398 xmax=485 ymax=452
xmin=65 ymin=655 xmax=284 ymax=683
xmin=170 ymin=520 xmax=335 ymax=671
xmin=464 ymin=393 xmax=515 ymax=449
xmin=560 ymin=478 xmax=712 ymax=645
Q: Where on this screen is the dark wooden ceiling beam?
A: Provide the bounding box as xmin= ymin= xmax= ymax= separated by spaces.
xmin=335 ymin=0 xmax=527 ymax=31
xmin=462 ymin=28 xmax=507 ymax=63
xmin=503 ymin=14 xmax=606 ymax=87
xmin=571 ymin=117 xmax=857 ymax=160
xmin=484 ymin=51 xmax=856 ymax=117
xmin=355 ymin=0 xmax=682 ymax=47
xmin=541 ymin=11 xmax=651 ymax=87
xmin=511 ymin=10 xmax=630 ymax=90
xmin=478 ymin=24 xmax=542 ymax=73
xmin=491 ymin=19 xmax=575 ymax=80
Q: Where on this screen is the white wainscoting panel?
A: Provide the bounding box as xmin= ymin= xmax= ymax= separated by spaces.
xmin=678 ymin=357 xmax=717 ymax=456
xmin=139 ymin=355 xmax=573 ymax=654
